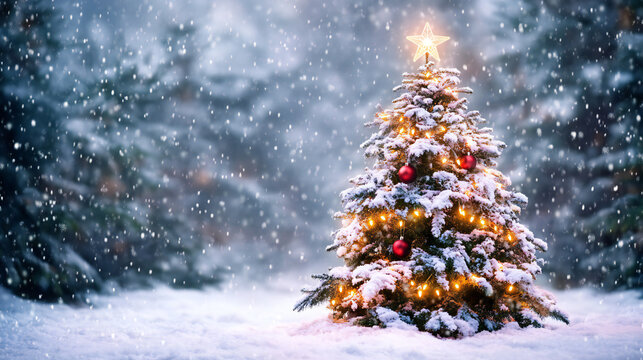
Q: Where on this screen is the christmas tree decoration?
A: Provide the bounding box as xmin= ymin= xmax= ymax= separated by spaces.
xmin=392 ymin=238 xmax=411 ymax=258
xmin=295 ymin=22 xmax=568 ymax=337
xmin=406 ymin=22 xmax=450 ymax=62
xmin=458 ymin=155 xmax=477 ymax=170
xmin=398 ymin=164 xmax=417 ymax=183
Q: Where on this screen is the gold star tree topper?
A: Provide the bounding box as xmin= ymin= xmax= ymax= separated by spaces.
xmin=406 ymin=22 xmax=450 ymax=62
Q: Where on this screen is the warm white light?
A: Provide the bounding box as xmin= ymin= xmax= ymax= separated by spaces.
xmin=406 ymin=22 xmax=450 ymax=62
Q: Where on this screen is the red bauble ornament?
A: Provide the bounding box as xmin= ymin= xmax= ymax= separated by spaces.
xmin=392 ymin=239 xmax=411 ymax=258
xmin=398 ymin=165 xmax=417 ymax=183
xmin=459 ymin=155 xmax=477 ymax=170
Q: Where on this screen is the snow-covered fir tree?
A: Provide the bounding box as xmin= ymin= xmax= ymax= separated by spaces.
xmin=56 ymin=25 xmax=218 ymax=289
xmin=0 ymin=0 xmax=103 ymax=301
xmin=296 ymin=23 xmax=568 ymax=337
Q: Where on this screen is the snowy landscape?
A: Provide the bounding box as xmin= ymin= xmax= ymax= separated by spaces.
xmin=1 ymin=0 xmax=641 ymax=358
xmin=1 ymin=280 xmax=641 ymax=360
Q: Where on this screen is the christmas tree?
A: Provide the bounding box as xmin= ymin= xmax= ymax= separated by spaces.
xmin=295 ymin=22 xmax=569 ymax=337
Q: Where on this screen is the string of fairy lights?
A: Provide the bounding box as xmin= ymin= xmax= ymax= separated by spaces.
xmin=334 ymin=201 xmax=519 ymax=308
xmin=330 ymin=270 xmax=517 ymax=309
xmin=376 ymin=71 xmax=479 ymax=169
xmin=355 ymin=206 xmax=515 ymax=242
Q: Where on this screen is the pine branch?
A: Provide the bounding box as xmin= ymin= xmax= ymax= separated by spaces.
xmin=293 ymin=274 xmax=339 ymax=311
xmin=454 ymin=87 xmax=473 ymax=94
xmin=325 ymin=243 xmax=339 ymax=252
xmin=550 ymin=309 xmax=570 ymax=325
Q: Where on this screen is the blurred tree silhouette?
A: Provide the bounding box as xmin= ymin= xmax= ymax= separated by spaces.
xmin=0 ymin=0 xmax=101 ymax=301
xmin=490 ymin=0 xmax=642 ymax=288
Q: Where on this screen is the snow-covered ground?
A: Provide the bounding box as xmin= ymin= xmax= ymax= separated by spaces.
xmin=0 ymin=280 xmax=641 ymax=360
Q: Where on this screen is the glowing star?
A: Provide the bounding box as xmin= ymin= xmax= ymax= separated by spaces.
xmin=406 ymin=22 xmax=450 ymax=62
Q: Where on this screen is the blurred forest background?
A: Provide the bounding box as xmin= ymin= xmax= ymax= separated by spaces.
xmin=1 ymin=0 xmax=640 ymax=302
